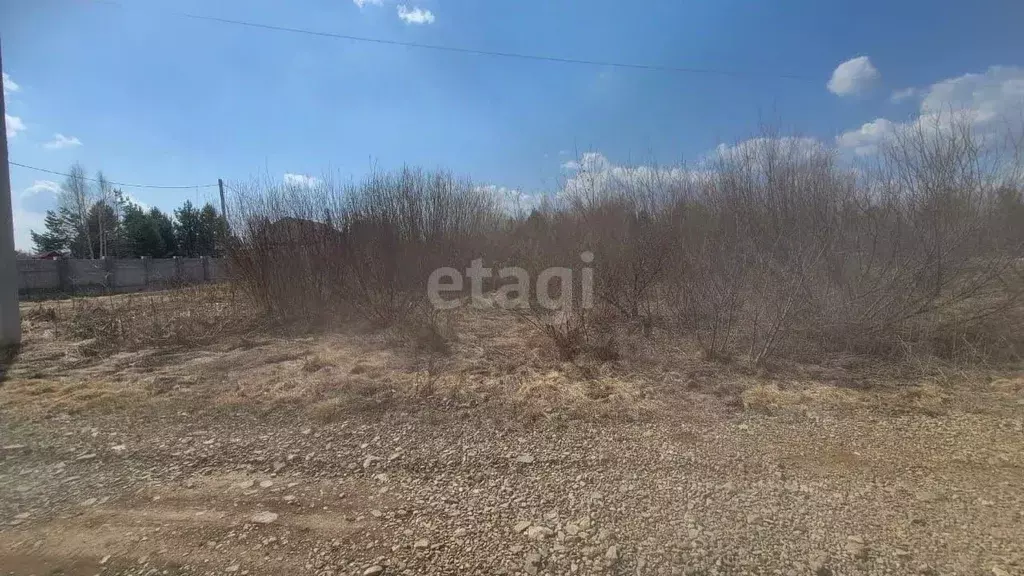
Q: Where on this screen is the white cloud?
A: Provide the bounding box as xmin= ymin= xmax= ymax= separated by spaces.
xmin=827 ymin=56 xmax=880 ymax=96
xmin=21 ymin=180 xmax=61 ymax=199
xmin=14 ymin=181 xmax=61 ymax=252
xmin=397 ymin=5 xmax=435 ymax=24
xmin=352 ymin=0 xmax=383 ymax=7
xmin=476 ymin=184 xmax=519 ymax=196
xmin=13 ymin=207 xmax=47 ymax=252
xmin=561 ymin=152 xmax=610 ymax=173
xmin=838 ymin=66 xmax=1024 ymax=157
xmin=5 ymin=113 xmax=25 ymax=138
xmin=919 ymin=65 xmax=1024 ymax=126
xmin=501 ymin=139 xmax=836 ymax=214
xmin=836 ymin=119 xmax=897 ymax=156
xmin=713 ymin=136 xmax=828 ymax=163
xmin=2 ymin=72 xmax=19 ymax=96
xmin=476 ymin=184 xmax=548 ymax=214
xmin=43 ymin=133 xmax=83 ymax=150
xmin=122 ymin=192 xmax=149 ymax=210
xmin=19 ymin=180 xmax=61 ymax=216
xmin=890 ymin=87 xmax=917 ymax=103
xmin=283 ymin=173 xmax=320 ymax=187
xmin=561 ymin=152 xmax=705 ymax=200
xmin=4 ymin=74 xmax=28 ymax=140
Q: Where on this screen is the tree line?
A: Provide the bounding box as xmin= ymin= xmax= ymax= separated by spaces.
xmin=31 ymin=163 xmax=228 ymax=259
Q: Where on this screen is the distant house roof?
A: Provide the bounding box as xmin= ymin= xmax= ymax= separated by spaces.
xmin=254 ymin=217 xmax=342 ymax=249
xmin=36 ymin=250 xmax=66 ymax=260
xmin=265 ymin=217 xmax=337 ymax=237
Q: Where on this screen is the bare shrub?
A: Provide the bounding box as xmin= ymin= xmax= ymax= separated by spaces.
xmin=667 ymin=237 xmax=746 ymax=360
xmin=226 ymin=177 xmax=349 ymax=325
xmin=401 ymin=304 xmax=458 ymax=355
xmin=341 ymin=169 xmax=501 ymax=325
xmin=660 ymin=119 xmax=1023 ymax=365
xmin=806 ymin=114 xmax=1024 ymax=360
xmin=562 ymin=160 xmax=682 ymax=320
xmin=413 ymin=355 xmax=449 ymax=397
xmin=228 ymin=168 xmax=503 ymax=328
xmin=524 ymin=308 xmax=589 ymax=361
xmin=516 ymin=301 xmax=628 ymax=363
xmin=221 ymin=115 xmax=1022 ymax=372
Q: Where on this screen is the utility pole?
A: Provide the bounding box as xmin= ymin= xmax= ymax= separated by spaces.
xmin=218 ymin=178 xmax=226 ymax=218
xmin=0 ymin=40 xmax=23 ymax=347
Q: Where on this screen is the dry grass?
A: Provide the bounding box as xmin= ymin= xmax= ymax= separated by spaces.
xmin=731 ymin=370 xmax=1024 ymax=419
xmin=19 ymin=284 xmax=263 ymax=356
xmin=2 ymin=289 xmax=662 ymax=422
xmin=740 ymin=382 xmax=868 ymax=415
xmin=3 ymin=285 xmax=1021 ymax=424
xmin=301 ymin=353 xmax=333 ymax=373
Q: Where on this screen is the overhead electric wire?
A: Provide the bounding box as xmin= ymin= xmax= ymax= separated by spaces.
xmin=8 ymin=161 xmax=218 ymax=190
xmin=87 ymin=0 xmax=817 ymax=83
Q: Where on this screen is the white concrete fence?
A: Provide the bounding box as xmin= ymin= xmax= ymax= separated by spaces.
xmin=17 ymin=257 xmax=228 ymax=297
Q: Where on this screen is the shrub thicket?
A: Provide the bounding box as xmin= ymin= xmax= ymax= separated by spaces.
xmin=227 ymin=116 xmax=1024 ymax=365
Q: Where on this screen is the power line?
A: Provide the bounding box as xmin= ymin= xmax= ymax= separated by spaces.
xmin=9 ymin=161 xmax=218 ymax=190
xmin=89 ymin=0 xmax=817 ymax=83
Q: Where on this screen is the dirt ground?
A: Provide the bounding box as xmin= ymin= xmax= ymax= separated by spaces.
xmin=1 ymin=293 xmax=1023 ymax=576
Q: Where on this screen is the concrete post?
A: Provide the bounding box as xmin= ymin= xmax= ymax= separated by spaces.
xmin=103 ymin=256 xmax=116 ymax=293
xmin=141 ymin=256 xmax=150 ymax=290
xmin=57 ymin=257 xmax=71 ymax=295
xmin=0 ymin=42 xmax=22 ymax=346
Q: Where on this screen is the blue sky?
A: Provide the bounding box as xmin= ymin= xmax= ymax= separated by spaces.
xmin=3 ymin=0 xmax=1023 ymax=249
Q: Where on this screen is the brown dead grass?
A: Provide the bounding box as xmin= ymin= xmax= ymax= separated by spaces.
xmin=3 ymin=287 xmax=1021 ymax=423
xmin=18 ymin=285 xmax=264 ymax=356
xmin=3 ymin=290 xmax=659 ymax=422
xmin=734 ymin=373 xmax=1024 ymax=419
xmin=740 ymin=381 xmax=868 ymax=415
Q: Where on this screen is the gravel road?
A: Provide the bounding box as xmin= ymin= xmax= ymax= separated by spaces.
xmin=2 ymin=400 xmax=1022 ymax=576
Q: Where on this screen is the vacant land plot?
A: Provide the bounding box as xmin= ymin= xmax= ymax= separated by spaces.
xmin=1 ymin=288 xmax=1022 ymax=576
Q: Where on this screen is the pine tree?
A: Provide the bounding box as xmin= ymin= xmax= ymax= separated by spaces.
xmin=174 ymin=201 xmax=202 ymax=257
xmin=197 ymin=203 xmax=227 ymax=256
xmin=87 ymin=201 xmax=120 ymax=259
xmin=30 ymin=208 xmax=75 ymax=254
xmin=150 ymin=208 xmax=178 ymax=257
xmin=121 ymin=203 xmax=165 ymax=257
